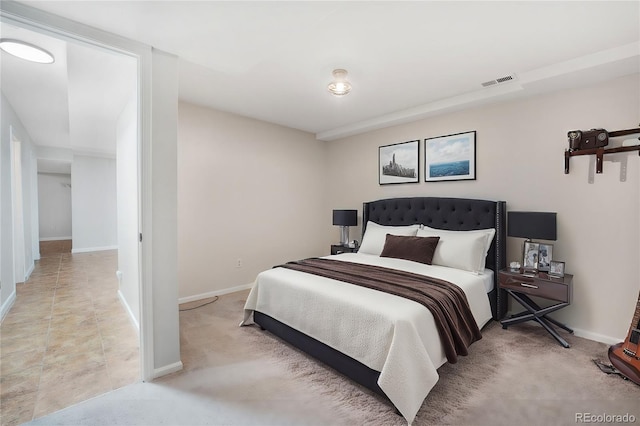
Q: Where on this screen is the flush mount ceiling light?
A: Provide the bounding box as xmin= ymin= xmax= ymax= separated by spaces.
xmin=0 ymin=38 xmax=55 ymax=64
xmin=327 ymin=69 xmax=352 ymax=96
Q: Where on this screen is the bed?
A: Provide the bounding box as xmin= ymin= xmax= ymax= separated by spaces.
xmin=241 ymin=197 xmax=507 ymax=424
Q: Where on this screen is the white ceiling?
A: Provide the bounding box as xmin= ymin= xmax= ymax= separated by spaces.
xmin=0 ymin=19 xmax=136 ymax=164
xmin=2 ymin=1 xmax=639 ymax=160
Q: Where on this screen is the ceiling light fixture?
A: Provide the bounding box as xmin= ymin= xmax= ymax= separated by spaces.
xmin=327 ymin=69 xmax=352 ymax=96
xmin=0 ymin=38 xmax=55 ymax=64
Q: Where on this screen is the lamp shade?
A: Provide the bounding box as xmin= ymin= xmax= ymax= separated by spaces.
xmin=507 ymin=211 xmax=557 ymax=241
xmin=332 ymin=209 xmax=357 ymax=226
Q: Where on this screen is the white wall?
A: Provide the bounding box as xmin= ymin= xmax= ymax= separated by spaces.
xmin=177 ymin=102 xmax=328 ymax=301
xmin=38 ymin=173 xmax=72 ymax=240
xmin=1 ymin=92 xmax=39 ymax=317
xmin=20 ymin=138 xmax=39 ymax=277
xmin=71 ymin=155 xmax=117 ymax=253
xmin=326 ymin=73 xmax=640 ymax=344
xmin=116 ymin=96 xmax=140 ymax=327
xmin=1 ymin=94 xmax=17 ymax=317
xmin=150 ymin=49 xmax=180 ymax=375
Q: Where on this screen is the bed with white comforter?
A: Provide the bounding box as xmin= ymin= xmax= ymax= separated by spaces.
xmin=242 ymin=253 xmax=493 ymax=424
xmin=241 ymin=197 xmax=507 ymax=425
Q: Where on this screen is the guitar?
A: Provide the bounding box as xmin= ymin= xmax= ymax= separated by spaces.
xmin=608 ymin=289 xmax=640 ymax=386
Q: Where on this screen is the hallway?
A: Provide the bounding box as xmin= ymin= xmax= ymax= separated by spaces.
xmin=0 ymin=241 xmax=139 ymax=426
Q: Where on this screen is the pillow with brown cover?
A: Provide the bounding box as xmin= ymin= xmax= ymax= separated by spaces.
xmin=380 ymin=234 xmax=440 ymax=265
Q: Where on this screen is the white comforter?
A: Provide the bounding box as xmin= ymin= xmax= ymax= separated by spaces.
xmin=241 ymin=253 xmax=493 ymax=425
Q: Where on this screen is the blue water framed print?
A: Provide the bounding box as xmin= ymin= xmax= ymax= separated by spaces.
xmin=424 ymin=131 xmax=476 ymax=182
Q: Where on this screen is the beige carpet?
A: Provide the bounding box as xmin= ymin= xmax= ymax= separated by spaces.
xmin=28 ymin=290 xmax=640 ymax=425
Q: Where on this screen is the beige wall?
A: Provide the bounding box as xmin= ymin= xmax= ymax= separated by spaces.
xmin=178 ymin=102 xmax=328 ymax=300
xmin=326 ymin=74 xmax=640 ymax=343
xmin=177 ymin=74 xmax=638 ymax=344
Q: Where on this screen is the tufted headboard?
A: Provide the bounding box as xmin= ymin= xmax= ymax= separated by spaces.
xmin=362 ymin=196 xmax=507 ymax=320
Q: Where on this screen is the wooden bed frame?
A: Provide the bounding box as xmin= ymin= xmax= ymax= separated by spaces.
xmin=254 ymin=196 xmax=507 ymax=402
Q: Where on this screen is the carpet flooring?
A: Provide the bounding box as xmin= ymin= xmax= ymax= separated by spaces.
xmin=26 ymin=290 xmax=640 ymax=425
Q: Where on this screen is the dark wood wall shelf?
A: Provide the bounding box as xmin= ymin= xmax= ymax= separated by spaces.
xmin=564 ymin=127 xmax=640 ymax=174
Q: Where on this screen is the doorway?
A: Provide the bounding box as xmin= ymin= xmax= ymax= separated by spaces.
xmin=0 ymin=3 xmax=147 ymax=418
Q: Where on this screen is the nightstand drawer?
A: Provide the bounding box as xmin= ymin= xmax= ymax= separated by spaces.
xmin=499 ymin=274 xmax=569 ymax=302
xmin=330 ymin=245 xmax=357 ymax=255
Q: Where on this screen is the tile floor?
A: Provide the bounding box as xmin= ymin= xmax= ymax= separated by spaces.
xmin=0 ymin=241 xmax=139 ymax=426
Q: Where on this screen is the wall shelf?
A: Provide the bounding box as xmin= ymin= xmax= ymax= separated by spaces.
xmin=564 ymin=127 xmax=640 ymax=174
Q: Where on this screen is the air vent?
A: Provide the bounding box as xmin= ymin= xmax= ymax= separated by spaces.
xmin=481 ymin=73 xmax=517 ymax=88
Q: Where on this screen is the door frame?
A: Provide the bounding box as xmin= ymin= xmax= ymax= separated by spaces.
xmin=0 ymin=3 xmax=155 ymax=381
xmin=9 ymin=129 xmax=25 ymax=284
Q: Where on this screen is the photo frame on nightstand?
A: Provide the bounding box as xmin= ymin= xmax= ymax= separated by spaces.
xmin=538 ymin=243 xmax=553 ymax=272
xmin=523 ymin=241 xmax=540 ymax=272
xmin=549 ymin=261 xmax=565 ymax=278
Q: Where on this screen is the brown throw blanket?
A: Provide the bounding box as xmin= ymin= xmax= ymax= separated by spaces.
xmin=276 ymin=258 xmax=482 ymax=364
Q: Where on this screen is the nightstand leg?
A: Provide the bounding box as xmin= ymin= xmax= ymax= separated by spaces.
xmin=536 ymin=316 xmax=570 ymax=348
xmin=501 ymin=289 xmax=572 ymax=347
xmin=543 ymin=315 xmax=574 ymax=334
xmin=515 ymin=293 xmax=573 ymax=334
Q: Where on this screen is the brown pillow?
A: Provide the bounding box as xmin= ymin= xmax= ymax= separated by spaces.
xmin=380 ymin=234 xmax=440 ymax=265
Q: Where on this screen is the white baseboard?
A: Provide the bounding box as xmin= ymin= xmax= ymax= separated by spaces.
xmin=39 ymin=236 xmax=72 ymax=241
xmin=71 ymin=245 xmax=118 ymax=254
xmin=503 ymin=310 xmax=622 ymax=346
xmin=0 ymin=290 xmax=16 ymax=323
xmin=153 ymin=361 xmax=183 ymax=379
xmin=178 ymin=282 xmax=254 ymax=304
xmin=572 ymin=327 xmax=623 ymax=346
xmin=25 ymin=262 xmax=35 ymax=282
xmin=117 ymin=289 xmax=140 ymax=332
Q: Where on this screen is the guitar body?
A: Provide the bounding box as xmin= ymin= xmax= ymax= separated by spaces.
xmin=609 ymin=342 xmax=640 ymax=386
xmin=608 ymin=289 xmax=640 ymax=386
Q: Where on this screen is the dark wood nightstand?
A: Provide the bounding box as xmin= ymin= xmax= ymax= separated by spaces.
xmin=330 ymin=245 xmax=358 ymax=255
xmin=499 ymin=268 xmax=574 ymax=348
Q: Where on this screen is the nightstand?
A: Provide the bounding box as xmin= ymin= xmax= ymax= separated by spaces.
xmin=330 ymin=245 xmax=358 ymax=255
xmin=499 ymin=269 xmax=574 ymax=348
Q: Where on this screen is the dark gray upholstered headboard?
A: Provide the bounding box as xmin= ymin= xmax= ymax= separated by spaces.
xmin=362 ymin=197 xmax=507 ymax=320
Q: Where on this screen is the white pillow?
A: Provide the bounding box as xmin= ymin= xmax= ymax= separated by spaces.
xmin=422 ymin=225 xmax=495 ymax=257
xmin=416 ymin=226 xmax=495 ymax=273
xmin=358 ymin=221 xmax=419 ymax=256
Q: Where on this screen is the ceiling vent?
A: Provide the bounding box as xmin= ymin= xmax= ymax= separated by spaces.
xmin=481 ymin=74 xmax=517 ymax=88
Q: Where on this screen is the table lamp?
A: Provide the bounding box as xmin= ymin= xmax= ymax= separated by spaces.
xmin=332 ymin=209 xmax=357 ymax=246
xmin=507 ymin=211 xmax=557 ymax=272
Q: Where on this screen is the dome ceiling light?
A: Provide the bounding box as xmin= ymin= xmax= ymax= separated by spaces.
xmin=0 ymin=38 xmax=55 ymax=64
xmin=327 ymin=69 xmax=352 ymax=96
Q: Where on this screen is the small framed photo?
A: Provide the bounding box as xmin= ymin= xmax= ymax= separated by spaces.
xmin=537 ymin=243 xmax=553 ymax=272
xmin=424 ymin=130 xmax=476 ymax=182
xmin=523 ymin=241 xmax=540 ymax=272
xmin=379 ymin=140 xmax=419 ymax=185
xmin=549 ymin=261 xmax=565 ymax=277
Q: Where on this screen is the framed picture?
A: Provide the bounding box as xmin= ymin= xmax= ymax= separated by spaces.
xmin=523 ymin=241 xmax=540 ymax=271
xmin=379 ymin=140 xmax=419 ymax=185
xmin=424 ymin=131 xmax=476 ymax=182
xmin=537 ymin=243 xmax=553 ymax=272
xmin=549 ymin=260 xmax=565 ymax=278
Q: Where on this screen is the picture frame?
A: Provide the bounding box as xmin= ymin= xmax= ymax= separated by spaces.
xmin=549 ymin=260 xmax=565 ymax=278
xmin=537 ymin=243 xmax=553 ymax=272
xmin=522 ymin=241 xmax=540 ymax=272
xmin=424 ymin=131 xmax=476 ymax=182
xmin=379 ymin=140 xmax=419 ymax=185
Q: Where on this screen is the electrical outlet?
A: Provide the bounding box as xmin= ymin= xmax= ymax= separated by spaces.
xmin=236 ymin=258 xmax=243 ymax=268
